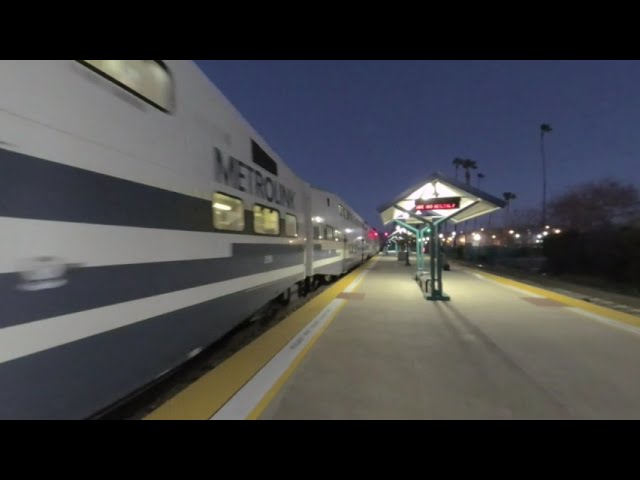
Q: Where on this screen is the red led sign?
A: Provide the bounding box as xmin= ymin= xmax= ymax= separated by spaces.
xmin=415 ymin=196 xmax=461 ymax=211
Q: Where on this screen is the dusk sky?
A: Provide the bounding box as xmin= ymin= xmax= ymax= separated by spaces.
xmin=195 ymin=60 xmax=640 ymax=229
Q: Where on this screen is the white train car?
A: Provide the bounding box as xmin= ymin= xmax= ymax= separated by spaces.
xmin=363 ymin=223 xmax=381 ymax=258
xmin=309 ymin=187 xmax=371 ymax=280
xmin=0 ymin=60 xmax=313 ymax=419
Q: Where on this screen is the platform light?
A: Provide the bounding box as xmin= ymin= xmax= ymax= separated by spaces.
xmin=509 ymin=230 xmax=514 ymax=235
xmin=421 ymin=182 xmax=436 ymax=199
xmin=346 ymin=228 xmax=353 ymax=233
xmin=515 ymin=233 xmax=521 ymax=238
xmin=545 ymin=225 xmax=550 ymax=229
xmin=554 ymin=228 xmax=561 ymax=234
xmin=492 ymin=235 xmax=496 ymax=239
xmin=213 ymin=203 xmax=231 ymax=211
xmin=543 ymin=231 xmax=549 ymax=236
xmin=480 ymin=228 xmax=484 ymax=231
xmin=537 ymin=234 xmax=542 ymax=239
xmin=438 ymin=233 xmax=444 ymax=239
xmin=312 ymin=216 xmax=324 ymax=223
xmin=473 ymin=233 xmax=481 ymax=241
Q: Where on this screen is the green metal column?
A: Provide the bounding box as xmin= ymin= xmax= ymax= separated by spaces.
xmin=393 ymin=219 xmax=422 ymax=276
xmin=427 ymin=220 xmax=450 ymax=301
xmin=429 ymin=223 xmax=436 ymax=287
xmin=414 ymin=229 xmax=421 ymax=272
xmin=419 ymin=224 xmax=431 ymax=271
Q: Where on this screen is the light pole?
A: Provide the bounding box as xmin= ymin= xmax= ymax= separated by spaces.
xmin=540 ymin=123 xmax=552 ymax=227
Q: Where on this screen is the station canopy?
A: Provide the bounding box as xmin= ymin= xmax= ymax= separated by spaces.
xmin=377 ymin=171 xmax=506 ymax=226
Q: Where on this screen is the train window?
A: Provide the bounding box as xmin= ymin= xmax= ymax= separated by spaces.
xmin=314 ymin=225 xmax=327 ymax=240
xmin=285 ymin=214 xmax=298 ymax=237
xmin=338 ymin=204 xmax=344 ymax=217
xmin=254 ymin=204 xmax=280 ymax=235
xmin=326 ymin=226 xmax=334 ymax=240
xmin=327 ymin=198 xmax=330 ymax=206
xmin=335 ymin=230 xmax=343 ymax=241
xmin=213 ymin=192 xmax=245 ymax=232
xmin=78 ymin=60 xmax=174 ymax=112
xmin=251 ymin=140 xmax=278 ymax=176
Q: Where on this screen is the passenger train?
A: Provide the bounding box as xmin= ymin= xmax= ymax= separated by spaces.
xmin=0 ymin=60 xmax=378 ymax=419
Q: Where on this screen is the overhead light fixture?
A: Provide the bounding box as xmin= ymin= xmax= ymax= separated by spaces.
xmin=421 ymin=182 xmax=436 ymax=199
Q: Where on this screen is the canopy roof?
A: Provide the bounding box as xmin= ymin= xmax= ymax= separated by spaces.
xmin=377 ymin=171 xmax=506 ymax=226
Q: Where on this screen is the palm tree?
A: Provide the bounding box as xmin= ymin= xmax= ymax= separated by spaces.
xmin=540 ymin=123 xmax=552 ymax=227
xmin=452 ymin=158 xmax=464 ymax=181
xmin=462 ymin=159 xmax=478 ymax=186
xmin=503 ymin=192 xmax=517 ymax=227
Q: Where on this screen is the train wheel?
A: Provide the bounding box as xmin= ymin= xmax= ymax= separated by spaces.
xmin=277 ymin=287 xmax=291 ymax=305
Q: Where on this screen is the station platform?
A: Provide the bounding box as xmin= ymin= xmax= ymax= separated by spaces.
xmin=145 ymin=254 xmax=640 ymax=420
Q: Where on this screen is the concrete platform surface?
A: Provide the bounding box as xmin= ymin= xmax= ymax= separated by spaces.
xmin=259 ymin=256 xmax=640 ymax=420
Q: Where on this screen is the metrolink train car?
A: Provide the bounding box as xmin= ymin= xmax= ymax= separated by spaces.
xmin=309 ymin=187 xmax=377 ymax=281
xmin=363 ymin=224 xmax=381 ymax=258
xmin=0 ymin=60 xmax=373 ymax=419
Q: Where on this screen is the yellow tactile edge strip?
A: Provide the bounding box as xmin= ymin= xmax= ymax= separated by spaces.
xmin=144 ymin=257 xmax=378 ymax=420
xmin=474 ymin=269 xmax=640 ymax=328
